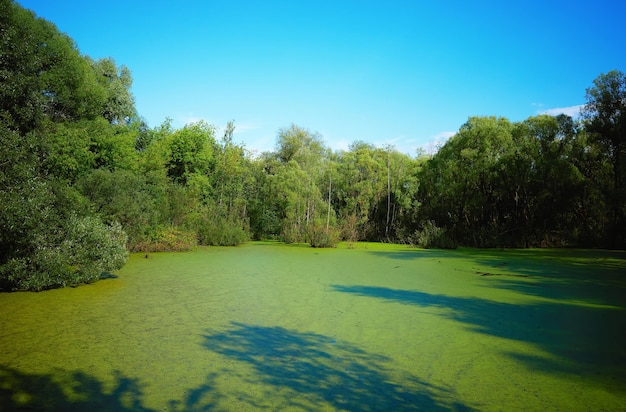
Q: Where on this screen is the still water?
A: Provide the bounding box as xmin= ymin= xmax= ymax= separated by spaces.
xmin=1 ymin=242 xmax=625 ymax=410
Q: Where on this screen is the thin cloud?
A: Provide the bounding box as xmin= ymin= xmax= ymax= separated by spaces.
xmin=420 ymin=131 xmax=455 ymax=156
xmin=327 ymin=138 xmax=351 ymax=152
xmin=175 ymin=113 xmax=213 ymax=128
xmin=236 ymin=129 xmax=276 ymax=155
xmin=541 ymin=104 xmax=584 ymax=118
xmin=373 ymin=135 xmax=419 ymax=155
xmin=231 ymin=123 xmax=259 ymax=134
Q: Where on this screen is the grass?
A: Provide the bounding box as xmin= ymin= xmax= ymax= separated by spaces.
xmin=0 ymin=242 xmax=625 ymax=410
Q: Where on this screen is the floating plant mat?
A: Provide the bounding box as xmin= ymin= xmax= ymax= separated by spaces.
xmin=1 ymin=242 xmax=625 ymax=411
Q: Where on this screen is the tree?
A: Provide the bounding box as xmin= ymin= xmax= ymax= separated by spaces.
xmin=507 ymin=115 xmax=584 ymax=246
xmin=582 ymin=70 xmax=626 ymax=190
xmin=165 ymin=121 xmax=216 ymax=185
xmin=383 ymin=149 xmax=420 ymax=241
xmin=334 ymin=142 xmax=386 ymax=240
xmin=78 ymin=169 xmax=158 ymax=248
xmin=89 ymin=57 xmax=136 ymax=125
xmin=275 ymin=124 xmax=326 ymax=166
xmin=271 ymin=125 xmax=334 ymax=244
xmin=417 ymin=117 xmax=515 ymax=246
xmin=581 ymin=70 xmax=626 ymax=247
xmin=0 ymin=2 xmax=133 ymax=290
xmin=0 ymin=126 xmax=128 ymax=291
xmin=0 ymin=0 xmax=106 ymax=133
xmin=247 ymin=153 xmax=282 ymax=239
xmin=37 ymin=120 xmax=95 ymax=182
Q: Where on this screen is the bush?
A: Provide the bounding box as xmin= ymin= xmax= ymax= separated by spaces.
xmin=339 ymin=214 xmax=359 ymax=242
xmin=192 ymin=208 xmax=249 ymax=246
xmin=78 ymin=169 xmax=161 ymax=248
xmin=0 ymin=215 xmax=128 ymax=291
xmin=133 ymin=227 xmax=197 ymax=252
xmin=414 ymin=220 xmax=457 ymax=249
xmin=281 ymin=222 xmax=303 ymax=244
xmin=306 ymin=220 xmax=340 ymax=248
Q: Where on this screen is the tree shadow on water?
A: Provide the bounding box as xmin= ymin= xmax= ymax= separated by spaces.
xmin=0 ymin=366 xmax=154 ymax=412
xmin=331 ymin=285 xmax=626 ymax=391
xmin=201 ymin=322 xmax=475 ymax=411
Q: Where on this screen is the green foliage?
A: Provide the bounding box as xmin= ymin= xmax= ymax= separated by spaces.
xmin=581 ymin=70 xmax=626 ymax=248
xmin=306 ymin=219 xmax=340 ymax=248
xmin=412 ymin=220 xmax=457 ymax=249
xmin=166 ymin=121 xmax=216 ymax=184
xmin=417 ymin=116 xmax=515 ymax=246
xmin=1 ymin=124 xmax=129 ymax=291
xmin=0 ymin=130 xmax=51 ymax=263
xmin=89 ymin=57 xmax=136 ymax=124
xmin=275 ymin=124 xmax=326 ymax=165
xmin=191 ymin=205 xmax=249 ymax=246
xmin=38 ymin=120 xmax=95 ymax=182
xmin=78 ymin=169 xmax=159 ymax=248
xmin=136 ymin=227 xmax=197 ymax=252
xmin=0 ymin=214 xmax=128 ymax=291
xmin=0 ymin=0 xmax=106 ymax=133
xmin=414 ymin=106 xmax=622 ymax=248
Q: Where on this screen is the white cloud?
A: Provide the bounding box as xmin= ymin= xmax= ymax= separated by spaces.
xmin=326 ymin=138 xmax=351 ymax=152
xmin=230 ymin=123 xmax=259 ymax=134
xmin=174 ymin=113 xmax=213 ymax=128
xmin=431 ymin=130 xmax=456 ymax=141
xmin=234 ymin=127 xmax=276 ymax=155
xmin=366 ymin=130 xmax=458 ymax=157
xmin=419 ymin=131 xmax=455 ymax=156
xmin=540 ymin=104 xmax=584 ymax=118
xmin=372 ymin=134 xmax=419 ymax=155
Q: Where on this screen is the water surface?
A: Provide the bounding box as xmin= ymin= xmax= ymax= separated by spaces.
xmin=1 ymin=242 xmax=625 ymax=410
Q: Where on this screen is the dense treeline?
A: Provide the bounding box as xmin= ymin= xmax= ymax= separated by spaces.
xmin=1 ymin=1 xmax=624 ymax=290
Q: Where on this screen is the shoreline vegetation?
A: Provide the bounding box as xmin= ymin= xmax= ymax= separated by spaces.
xmin=1 ymin=1 xmax=625 ymax=291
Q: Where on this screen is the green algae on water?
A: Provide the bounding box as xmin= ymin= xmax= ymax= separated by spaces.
xmin=1 ymin=242 xmax=625 ymax=410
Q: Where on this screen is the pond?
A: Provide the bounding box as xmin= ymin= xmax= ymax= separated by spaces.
xmin=1 ymin=242 xmax=625 ymax=411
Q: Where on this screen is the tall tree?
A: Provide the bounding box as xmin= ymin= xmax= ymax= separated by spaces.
xmin=334 ymin=142 xmax=386 ymax=240
xmin=0 ymin=1 xmax=129 ymax=290
xmin=165 ymin=121 xmax=216 ymax=185
xmin=0 ymin=0 xmax=106 ymax=133
xmin=271 ymin=125 xmax=335 ymax=244
xmin=581 ymin=70 xmax=626 ymax=247
xmin=89 ymin=57 xmax=136 ymax=125
xmin=417 ymin=116 xmax=515 ymax=246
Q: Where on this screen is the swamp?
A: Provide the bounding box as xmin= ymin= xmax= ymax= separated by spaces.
xmin=1 ymin=242 xmax=625 ymax=411
xmin=3 ymin=3 xmax=626 ymax=410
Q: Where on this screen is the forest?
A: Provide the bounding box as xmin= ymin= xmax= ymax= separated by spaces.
xmin=1 ymin=0 xmax=625 ymax=291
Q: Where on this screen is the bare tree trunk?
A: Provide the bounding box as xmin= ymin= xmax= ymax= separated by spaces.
xmin=326 ymin=161 xmax=332 ymax=230
xmin=385 ymin=149 xmax=391 ymax=237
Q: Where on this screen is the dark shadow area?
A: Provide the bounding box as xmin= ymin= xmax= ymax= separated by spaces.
xmin=369 ymin=248 xmax=626 ymax=273
xmin=367 ymin=249 xmax=454 ymax=261
xmin=0 ymin=366 xmax=225 ymax=412
xmin=370 ymin=248 xmax=626 ymax=307
xmin=165 ymin=372 xmax=222 ymax=412
xmin=487 ymin=275 xmax=626 ymax=309
xmin=0 ymin=367 xmax=154 ymax=411
xmin=201 ymin=322 xmax=475 ymax=411
xmin=331 ymin=285 xmax=626 ymax=391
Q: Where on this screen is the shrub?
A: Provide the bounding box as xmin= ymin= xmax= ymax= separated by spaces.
xmin=281 ymin=222 xmax=303 ymax=244
xmin=339 ymin=214 xmax=359 ymax=242
xmin=414 ymin=220 xmax=457 ymax=249
xmin=306 ymin=220 xmax=340 ymax=248
xmin=192 ymin=207 xmax=249 ymax=246
xmin=0 ymin=214 xmax=128 ymax=291
xmin=133 ymin=227 xmax=197 ymax=252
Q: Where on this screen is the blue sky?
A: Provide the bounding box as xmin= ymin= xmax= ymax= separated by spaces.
xmin=17 ymin=0 xmax=626 ymax=155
